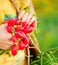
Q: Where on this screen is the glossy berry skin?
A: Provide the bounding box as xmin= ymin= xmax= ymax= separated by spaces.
xmin=12 ymin=45 xmax=19 ymax=56
xmin=11 ymin=35 xmax=17 ymax=42
xmin=7 ymin=26 xmax=13 ymax=33
xmin=8 ymin=18 xmax=15 ymax=26
xmin=15 ymin=19 xmax=21 ymax=25
xmin=18 ymin=41 xmax=25 ymax=50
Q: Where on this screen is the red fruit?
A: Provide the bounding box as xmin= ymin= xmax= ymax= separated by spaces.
xmin=18 ymin=41 xmax=25 ymax=50
xmin=22 ymin=22 xmax=28 ymax=28
xmin=15 ymin=31 xmax=25 ymax=38
xmin=15 ymin=19 xmax=21 ymax=25
xmin=8 ymin=18 xmax=15 ymax=26
xmin=23 ymin=27 xmax=33 ymax=34
xmin=7 ymin=26 xmax=13 ymax=33
xmin=12 ymin=45 xmax=19 ymax=56
xmin=11 ymin=35 xmax=17 ymax=42
xmin=30 ymin=21 xmax=35 ymax=27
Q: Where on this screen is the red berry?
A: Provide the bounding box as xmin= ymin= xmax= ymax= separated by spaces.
xmin=8 ymin=18 xmax=15 ymax=26
xmin=7 ymin=26 xmax=13 ymax=33
xmin=18 ymin=41 xmax=25 ymax=50
xmin=12 ymin=45 xmax=19 ymax=56
xmin=15 ymin=19 xmax=21 ymax=25
xmin=23 ymin=27 xmax=33 ymax=34
xmin=30 ymin=21 xmax=35 ymax=27
xmin=22 ymin=22 xmax=28 ymax=28
xmin=15 ymin=31 xmax=25 ymax=38
xmin=11 ymin=35 xmax=17 ymax=42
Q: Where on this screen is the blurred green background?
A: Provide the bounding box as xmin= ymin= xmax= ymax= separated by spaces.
xmin=32 ymin=0 xmax=58 ymax=51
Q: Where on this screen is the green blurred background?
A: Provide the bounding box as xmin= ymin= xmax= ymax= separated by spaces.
xmin=32 ymin=0 xmax=58 ymax=51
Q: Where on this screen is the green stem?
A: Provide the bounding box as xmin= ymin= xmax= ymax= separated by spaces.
xmin=31 ymin=60 xmax=40 ymax=64
xmin=50 ymin=51 xmax=57 ymax=63
xmin=0 ymin=49 xmax=4 ymax=55
xmin=45 ymin=52 xmax=54 ymax=65
xmin=45 ymin=47 xmax=58 ymax=53
xmin=44 ymin=60 xmax=50 ymax=65
xmin=41 ymin=53 xmax=43 ymax=65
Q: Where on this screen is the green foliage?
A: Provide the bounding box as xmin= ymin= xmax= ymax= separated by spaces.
xmin=30 ymin=47 xmax=58 ymax=65
xmin=0 ymin=49 xmax=11 ymax=56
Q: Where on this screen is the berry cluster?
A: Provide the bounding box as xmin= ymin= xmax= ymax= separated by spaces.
xmin=6 ymin=18 xmax=35 ymax=56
